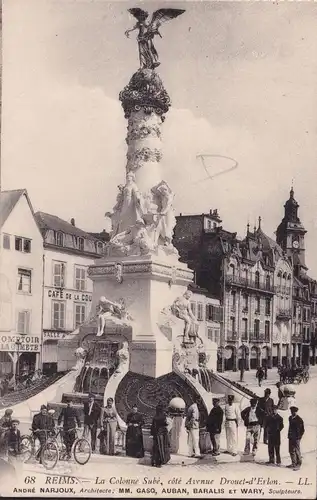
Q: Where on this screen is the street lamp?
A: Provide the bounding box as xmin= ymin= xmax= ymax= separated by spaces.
xmin=15 ymin=338 xmax=22 ymax=387
xmin=240 ymin=343 xmax=246 ymax=382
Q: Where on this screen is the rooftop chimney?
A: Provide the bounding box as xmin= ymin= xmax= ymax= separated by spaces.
xmin=71 ymin=218 xmax=75 ymax=226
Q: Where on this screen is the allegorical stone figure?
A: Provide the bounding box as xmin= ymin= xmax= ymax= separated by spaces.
xmin=125 ymin=8 xmax=185 ymax=70
xmin=171 ymin=290 xmax=199 ymax=343
xmin=151 ymin=181 xmax=176 ymax=248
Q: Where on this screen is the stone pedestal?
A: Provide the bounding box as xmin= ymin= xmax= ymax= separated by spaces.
xmin=88 ymin=253 xmax=193 ymax=379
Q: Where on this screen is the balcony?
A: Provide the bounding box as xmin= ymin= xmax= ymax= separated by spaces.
xmin=276 ymin=309 xmax=292 ymax=321
xmin=249 ymin=333 xmax=269 ymax=343
xmin=226 ymin=275 xmax=274 ymax=293
xmin=291 ymin=333 xmax=302 ymax=343
xmin=227 ymin=331 xmax=238 ymax=341
xmin=275 ymin=285 xmax=291 ymax=296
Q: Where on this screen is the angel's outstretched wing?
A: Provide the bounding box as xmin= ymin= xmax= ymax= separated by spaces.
xmin=149 ymin=8 xmax=185 ymax=31
xmin=128 ymin=8 xmax=149 ymax=21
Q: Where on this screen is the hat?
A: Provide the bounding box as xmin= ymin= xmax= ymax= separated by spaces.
xmin=4 ymin=409 xmax=13 ymax=415
xmin=264 ymin=388 xmax=271 ymax=394
xmin=40 ymin=405 xmax=47 ymax=411
xmin=212 ymin=397 xmax=220 ymax=402
xmin=290 ymin=406 xmax=298 ymax=411
xmin=11 ymin=419 xmax=20 ymax=425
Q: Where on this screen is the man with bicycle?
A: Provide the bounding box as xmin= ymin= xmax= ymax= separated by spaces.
xmin=32 ymin=405 xmax=55 ymax=463
xmin=58 ymin=401 xmax=81 ymax=460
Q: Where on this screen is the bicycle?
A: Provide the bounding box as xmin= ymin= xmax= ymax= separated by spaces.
xmin=19 ymin=428 xmax=54 ymax=463
xmin=41 ymin=427 xmax=91 ymax=470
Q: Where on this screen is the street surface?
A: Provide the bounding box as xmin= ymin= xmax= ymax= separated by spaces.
xmin=4 ymin=367 xmax=317 ymax=498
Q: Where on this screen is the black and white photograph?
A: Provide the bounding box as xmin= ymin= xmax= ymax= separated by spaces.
xmin=0 ymin=0 xmax=316 ymax=498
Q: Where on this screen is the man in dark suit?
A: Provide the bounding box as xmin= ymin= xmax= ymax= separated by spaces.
xmin=287 ymin=406 xmax=305 ymax=471
xmin=257 ymin=388 xmax=274 ymax=444
xmin=83 ymin=393 xmax=100 ymax=453
xmin=206 ymin=398 xmax=223 ymax=456
xmin=7 ymin=419 xmax=21 ymax=459
xmin=58 ymin=401 xmax=81 ymax=459
xmin=32 ymin=405 xmax=55 ymax=462
xmin=266 ymin=404 xmax=284 ymax=465
xmin=241 ymin=398 xmax=262 ymax=456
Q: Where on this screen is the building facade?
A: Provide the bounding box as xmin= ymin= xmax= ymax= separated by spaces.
xmin=0 ymin=190 xmax=43 ymax=379
xmin=174 ymin=210 xmax=294 ymax=371
xmin=35 ymin=212 xmax=106 ymax=374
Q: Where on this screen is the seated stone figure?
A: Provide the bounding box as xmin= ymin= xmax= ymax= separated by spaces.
xmin=96 ymin=296 xmax=125 ymax=336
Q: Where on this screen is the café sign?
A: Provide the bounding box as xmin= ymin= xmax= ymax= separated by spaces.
xmin=47 ymin=289 xmax=92 ymax=302
xmin=43 ymin=331 xmax=70 ymax=340
xmin=0 ymin=335 xmax=40 ymax=352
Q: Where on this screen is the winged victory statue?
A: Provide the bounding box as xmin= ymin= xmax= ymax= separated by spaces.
xmin=125 ymin=8 xmax=185 ymax=70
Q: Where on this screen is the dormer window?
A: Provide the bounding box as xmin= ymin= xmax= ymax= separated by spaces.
xmin=96 ymin=242 xmax=104 ymax=254
xmin=78 ymin=237 xmax=84 ymax=252
xmin=55 ymin=231 xmax=64 ymax=246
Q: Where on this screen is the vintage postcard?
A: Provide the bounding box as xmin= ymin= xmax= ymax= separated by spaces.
xmin=0 ymin=0 xmax=316 ymax=498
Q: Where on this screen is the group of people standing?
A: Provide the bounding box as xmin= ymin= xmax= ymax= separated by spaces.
xmin=205 ymin=389 xmax=305 ymax=470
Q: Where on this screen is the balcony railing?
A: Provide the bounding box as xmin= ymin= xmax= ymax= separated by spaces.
xmin=249 ymin=332 xmax=270 ymax=343
xmin=226 ymin=275 xmax=274 ymax=293
xmin=276 ymin=309 xmax=292 ymax=320
xmin=275 ymin=285 xmax=291 ymax=295
xmin=227 ymin=331 xmax=238 ymax=341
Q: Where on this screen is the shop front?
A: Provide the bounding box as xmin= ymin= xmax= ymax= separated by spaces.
xmin=0 ymin=334 xmax=40 ymax=381
xmin=42 ymin=330 xmax=71 ymax=375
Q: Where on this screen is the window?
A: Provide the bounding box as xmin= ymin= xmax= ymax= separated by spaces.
xmin=190 ymin=302 xmax=196 ymax=317
xmin=255 ymin=271 xmax=260 ymax=288
xmin=265 ymin=275 xmax=271 ymax=290
xmin=293 ymin=304 xmax=297 ymax=318
xmin=207 ymin=220 xmax=212 ymax=230
xmin=75 ymin=304 xmax=86 ymax=328
xmin=78 ymin=237 xmax=84 ymax=252
xmin=207 ymin=328 xmax=213 ymax=341
xmin=254 ymin=319 xmax=260 ymax=338
xmin=17 ymin=268 xmax=32 ymax=293
xmin=52 ymin=301 xmax=66 ymax=329
xmin=197 ymin=302 xmax=203 ymax=321
xmin=17 ymin=310 xmax=30 ymax=334
xmin=243 ymin=294 xmax=248 ymax=311
xmin=255 ymin=296 xmax=260 ymax=313
xmin=55 ymin=231 xmax=64 ymax=246
xmin=303 ymin=309 xmax=307 ymax=322
xmin=230 ymin=317 xmax=236 ymax=333
xmin=242 ymin=318 xmax=248 ymax=339
xmin=3 ymin=234 xmax=10 ymax=249
xmin=15 ymin=236 xmax=31 ymax=253
xmin=53 ymin=261 xmax=66 ymax=287
xmin=75 ymin=266 xmax=86 ymax=291
xmin=230 ymin=264 xmax=235 ymax=276
xmin=265 ymin=320 xmax=270 ymax=341
xmin=231 ymin=291 xmax=236 ymax=310
xmin=96 ymin=242 xmax=104 ymax=254
xmin=265 ymin=298 xmax=271 ymax=316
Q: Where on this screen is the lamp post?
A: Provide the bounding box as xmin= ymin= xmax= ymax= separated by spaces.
xmin=15 ymin=338 xmax=22 ymax=387
xmin=240 ymin=343 xmax=246 ymax=382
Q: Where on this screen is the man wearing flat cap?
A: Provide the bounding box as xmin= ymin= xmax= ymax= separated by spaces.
xmin=266 ymin=404 xmax=284 ymax=465
xmin=32 ymin=405 xmax=55 ymax=462
xmin=7 ymin=420 xmax=21 ymax=460
xmin=241 ymin=398 xmax=262 ymax=456
xmin=287 ymin=406 xmax=305 ymax=471
xmin=83 ymin=393 xmax=101 ymax=453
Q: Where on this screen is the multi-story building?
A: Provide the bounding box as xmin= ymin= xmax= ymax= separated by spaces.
xmin=276 ymin=187 xmax=316 ymax=366
xmin=174 ymin=210 xmax=294 ymax=371
xmin=0 ymin=190 xmax=43 ymax=379
xmin=35 ymin=212 xmax=106 ymax=374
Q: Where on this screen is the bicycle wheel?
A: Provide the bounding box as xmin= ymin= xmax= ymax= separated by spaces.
xmin=73 ymin=438 xmax=91 ymax=465
xmin=41 ymin=440 xmax=59 ymax=470
xmin=19 ymin=435 xmax=34 ymax=462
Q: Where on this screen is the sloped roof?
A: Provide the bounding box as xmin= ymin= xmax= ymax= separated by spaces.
xmin=255 ymin=227 xmax=283 ymax=257
xmin=0 ymin=189 xmax=33 ymax=229
xmin=35 ymin=211 xmax=101 ymax=241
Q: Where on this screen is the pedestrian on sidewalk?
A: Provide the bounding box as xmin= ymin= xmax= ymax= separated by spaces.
xmin=266 ymin=405 xmax=284 ymax=466
xmin=256 ymin=366 xmax=265 ymax=387
xmin=206 ymin=398 xmax=223 ymax=456
xmin=185 ymin=397 xmax=202 ymax=458
xmin=287 ymin=406 xmax=305 ymax=471
xmin=241 ymin=398 xmax=261 ymax=457
xmin=150 ymin=405 xmax=171 ymax=467
xmin=224 ymin=394 xmax=240 ymax=456
xmin=257 ymin=388 xmax=274 ymax=444
xmin=83 ymin=393 xmax=101 ymax=453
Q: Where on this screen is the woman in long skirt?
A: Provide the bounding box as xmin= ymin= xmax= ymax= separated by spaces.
xmin=150 ymin=405 xmax=171 ymax=467
xmin=125 ymin=404 xmax=145 ymax=458
xmin=99 ymin=398 xmax=118 ymax=455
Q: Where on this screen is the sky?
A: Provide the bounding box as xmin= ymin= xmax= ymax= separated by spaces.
xmin=2 ymin=0 xmax=317 ymax=273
